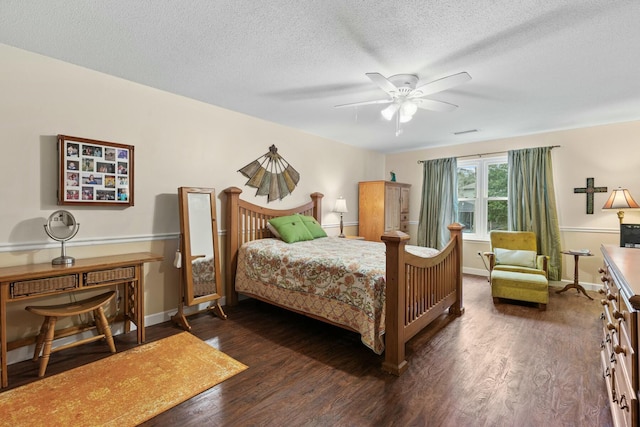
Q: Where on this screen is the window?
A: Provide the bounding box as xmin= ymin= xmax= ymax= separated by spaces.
xmin=457 ymin=156 xmax=508 ymax=239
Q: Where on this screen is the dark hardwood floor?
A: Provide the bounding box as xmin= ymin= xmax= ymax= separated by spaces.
xmin=4 ymin=275 xmax=612 ymax=426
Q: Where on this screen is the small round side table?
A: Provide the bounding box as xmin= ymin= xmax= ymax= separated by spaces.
xmin=556 ymin=250 xmax=594 ymax=300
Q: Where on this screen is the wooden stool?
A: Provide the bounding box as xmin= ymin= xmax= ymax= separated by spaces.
xmin=25 ymin=291 xmax=117 ymax=377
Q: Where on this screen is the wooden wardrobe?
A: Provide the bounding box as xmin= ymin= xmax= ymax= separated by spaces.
xmin=358 ymin=180 xmax=410 ymax=241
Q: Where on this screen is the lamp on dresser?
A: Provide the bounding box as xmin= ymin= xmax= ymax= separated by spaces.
xmin=333 ymin=197 xmax=348 ymax=238
xmin=602 ymin=187 xmax=640 ymax=223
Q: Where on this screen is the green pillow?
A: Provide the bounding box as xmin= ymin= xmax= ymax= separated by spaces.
xmin=268 ymin=215 xmax=314 ymax=243
xmin=297 ymin=214 xmax=327 ymax=238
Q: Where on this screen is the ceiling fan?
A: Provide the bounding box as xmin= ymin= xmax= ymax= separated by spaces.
xmin=335 ymin=71 xmax=472 ymax=124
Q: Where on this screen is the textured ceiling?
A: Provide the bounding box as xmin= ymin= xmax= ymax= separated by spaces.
xmin=1 ymin=1 xmax=639 ymax=153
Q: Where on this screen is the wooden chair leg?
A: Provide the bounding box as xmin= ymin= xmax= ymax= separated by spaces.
xmin=38 ymin=316 xmax=58 ymax=377
xmin=94 ymin=306 xmax=116 ymax=353
xmin=32 ymin=317 xmax=50 ymax=362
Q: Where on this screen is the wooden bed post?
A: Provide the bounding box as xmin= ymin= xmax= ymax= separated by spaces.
xmin=224 ymin=187 xmax=242 ymax=306
xmin=447 ymin=223 xmax=465 ymax=315
xmin=381 ymin=230 xmax=410 ymax=376
xmin=310 ymin=192 xmax=323 ymax=223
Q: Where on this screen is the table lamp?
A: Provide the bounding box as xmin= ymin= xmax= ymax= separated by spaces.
xmin=602 ymin=187 xmax=640 ymax=224
xmin=333 ymin=197 xmax=348 ymax=238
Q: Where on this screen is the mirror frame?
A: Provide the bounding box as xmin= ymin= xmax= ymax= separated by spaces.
xmin=178 ymin=187 xmax=222 ymax=306
xmin=44 ymin=209 xmax=80 ymax=265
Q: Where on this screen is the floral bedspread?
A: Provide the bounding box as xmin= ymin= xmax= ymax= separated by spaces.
xmin=235 ymin=237 xmax=438 ymax=354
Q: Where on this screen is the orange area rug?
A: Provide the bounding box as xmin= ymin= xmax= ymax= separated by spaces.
xmin=0 ymin=332 xmax=247 ymax=426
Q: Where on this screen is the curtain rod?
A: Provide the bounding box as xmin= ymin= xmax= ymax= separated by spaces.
xmin=417 ymin=145 xmax=561 ymax=164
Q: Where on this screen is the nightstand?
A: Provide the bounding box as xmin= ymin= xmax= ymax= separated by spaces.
xmin=345 ymin=235 xmax=365 ymax=240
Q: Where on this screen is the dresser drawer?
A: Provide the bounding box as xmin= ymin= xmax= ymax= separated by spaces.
xmin=601 ymin=324 xmax=613 ymax=355
xmin=602 ymin=349 xmax=615 ymax=419
xmin=84 ymin=267 xmax=135 ymax=285
xmin=10 ymin=274 xmax=78 ymax=298
xmin=612 ymin=363 xmax=636 ymax=427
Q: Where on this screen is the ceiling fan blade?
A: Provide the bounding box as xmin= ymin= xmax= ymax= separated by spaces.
xmin=411 ymin=72 xmax=471 ymax=97
xmin=365 ymin=72 xmax=399 ymax=96
xmin=413 ymin=98 xmax=458 ymax=112
xmin=334 ymin=99 xmax=393 ymax=108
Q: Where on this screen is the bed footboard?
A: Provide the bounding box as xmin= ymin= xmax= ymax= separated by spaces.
xmin=381 ymin=223 xmax=464 ymax=376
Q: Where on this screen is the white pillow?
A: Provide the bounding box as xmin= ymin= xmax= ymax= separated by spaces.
xmin=494 ymin=248 xmax=537 ymax=268
xmin=266 ymin=222 xmax=282 ymax=239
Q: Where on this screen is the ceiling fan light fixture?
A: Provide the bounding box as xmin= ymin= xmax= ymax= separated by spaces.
xmin=400 ymin=100 xmax=418 ymax=117
xmin=381 ymin=103 xmax=399 ymax=121
xmin=399 ymin=111 xmax=413 ymax=123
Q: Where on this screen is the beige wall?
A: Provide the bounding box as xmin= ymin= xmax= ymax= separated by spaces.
xmin=386 ymin=120 xmax=640 ymax=285
xmin=0 ymin=43 xmax=384 ymax=351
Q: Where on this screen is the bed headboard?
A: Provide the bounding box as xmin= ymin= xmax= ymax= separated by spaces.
xmin=223 ymin=187 xmax=324 ymax=305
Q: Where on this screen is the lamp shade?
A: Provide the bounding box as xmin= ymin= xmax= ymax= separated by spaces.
xmin=602 ymin=188 xmax=640 ymax=210
xmin=333 ymin=197 xmax=348 ymax=213
xmin=400 ymin=100 xmax=418 ymax=117
xmin=381 ymin=103 xmax=400 ymax=121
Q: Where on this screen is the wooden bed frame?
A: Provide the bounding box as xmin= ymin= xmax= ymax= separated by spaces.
xmin=224 ymin=187 xmax=464 ymax=376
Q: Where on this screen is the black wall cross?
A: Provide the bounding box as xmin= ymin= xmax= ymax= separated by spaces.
xmin=574 ymin=178 xmax=607 ymax=214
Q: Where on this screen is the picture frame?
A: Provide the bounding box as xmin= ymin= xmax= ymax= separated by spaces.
xmin=58 ymin=135 xmax=134 ymax=207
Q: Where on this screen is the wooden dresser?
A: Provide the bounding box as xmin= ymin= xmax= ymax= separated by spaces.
xmin=599 ymin=245 xmax=640 ymax=427
xmin=358 ymin=181 xmax=410 ymax=241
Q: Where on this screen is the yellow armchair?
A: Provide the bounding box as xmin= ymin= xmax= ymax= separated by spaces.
xmin=484 ymin=231 xmax=549 ymax=310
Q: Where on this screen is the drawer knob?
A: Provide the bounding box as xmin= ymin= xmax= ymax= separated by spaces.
xmin=614 ymin=344 xmax=627 ymax=356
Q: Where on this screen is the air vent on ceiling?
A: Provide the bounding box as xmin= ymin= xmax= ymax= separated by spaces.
xmin=454 ymin=129 xmax=478 ymax=135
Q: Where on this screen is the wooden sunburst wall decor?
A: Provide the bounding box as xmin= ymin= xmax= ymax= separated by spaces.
xmin=238 ymin=145 xmax=300 ymax=202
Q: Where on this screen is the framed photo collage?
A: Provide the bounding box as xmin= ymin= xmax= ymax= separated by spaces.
xmin=58 ymin=135 xmax=134 ymax=207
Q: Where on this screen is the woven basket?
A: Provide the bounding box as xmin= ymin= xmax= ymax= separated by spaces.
xmin=85 ymin=267 xmax=135 ymax=285
xmin=11 ymin=274 xmax=78 ymax=298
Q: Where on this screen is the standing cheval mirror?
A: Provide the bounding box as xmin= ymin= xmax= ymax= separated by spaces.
xmin=171 ymin=187 xmax=227 ymax=331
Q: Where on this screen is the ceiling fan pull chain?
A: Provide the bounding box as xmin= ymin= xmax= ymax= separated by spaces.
xmin=395 ymin=113 xmax=403 ymax=137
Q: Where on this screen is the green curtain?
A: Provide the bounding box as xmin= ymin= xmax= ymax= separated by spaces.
xmin=508 ymin=147 xmax=562 ymax=280
xmin=417 ymin=157 xmax=458 ymax=249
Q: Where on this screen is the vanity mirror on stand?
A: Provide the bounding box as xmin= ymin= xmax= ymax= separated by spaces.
xmin=171 ymin=187 xmax=227 ymax=331
xmin=44 ymin=210 xmax=80 ymax=265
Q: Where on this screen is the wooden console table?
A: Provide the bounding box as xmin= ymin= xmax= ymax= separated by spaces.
xmin=0 ymin=252 xmax=162 ymax=388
